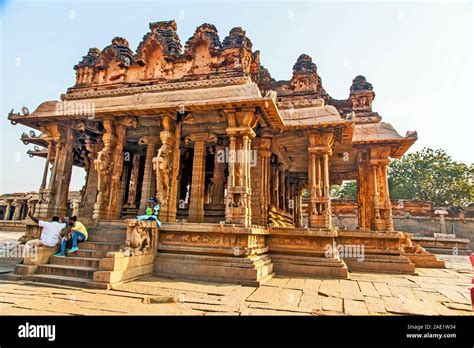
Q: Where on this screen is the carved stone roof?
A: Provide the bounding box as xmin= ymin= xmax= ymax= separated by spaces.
xmin=9 ymin=19 xmax=416 ymax=157
xmin=353 ymin=122 xmax=404 ymax=143
xmin=280 ymin=105 xmax=348 ymax=128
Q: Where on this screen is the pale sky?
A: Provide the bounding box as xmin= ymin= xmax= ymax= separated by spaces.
xmin=0 ymin=0 xmax=473 ymax=194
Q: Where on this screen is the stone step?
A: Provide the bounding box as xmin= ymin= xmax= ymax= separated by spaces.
xmin=89 ymin=226 xmax=127 ymax=232
xmin=37 ymin=264 xmax=96 ymax=279
xmin=76 ymin=249 xmax=110 ymax=259
xmin=87 ymin=234 xmax=126 ymax=243
xmin=29 ymin=274 xmax=109 ymax=289
xmin=80 ymin=241 xmax=122 ymax=251
xmin=97 ymin=221 xmax=127 ymax=228
xmin=88 ymin=229 xmax=127 ymax=235
xmin=50 ymin=255 xmax=100 ymax=268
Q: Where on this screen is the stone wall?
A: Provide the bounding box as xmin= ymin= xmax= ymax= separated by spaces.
xmin=331 ymin=199 xmax=474 ymax=251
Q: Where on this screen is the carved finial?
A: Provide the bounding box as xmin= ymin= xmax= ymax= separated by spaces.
xmin=184 ymin=23 xmax=222 ymax=56
xmin=149 ymin=20 xmax=177 ymax=32
xmin=350 ymin=75 xmax=373 ymax=93
xmin=222 ymin=27 xmax=253 ymax=49
xmin=74 ymin=47 xmax=100 ymax=69
xmin=293 ymin=54 xmax=317 ymax=74
xmin=111 ymin=37 xmax=129 ymax=47
xmin=349 ymin=75 xmax=375 ymax=112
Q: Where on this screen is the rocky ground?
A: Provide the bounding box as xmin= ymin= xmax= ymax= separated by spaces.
xmin=0 ymin=253 xmax=472 ymax=315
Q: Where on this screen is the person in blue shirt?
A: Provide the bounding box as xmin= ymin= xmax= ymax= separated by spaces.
xmin=136 ymin=197 xmax=161 ymax=227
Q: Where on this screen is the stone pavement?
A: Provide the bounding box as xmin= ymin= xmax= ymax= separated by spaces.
xmin=0 ymin=255 xmax=472 ymax=315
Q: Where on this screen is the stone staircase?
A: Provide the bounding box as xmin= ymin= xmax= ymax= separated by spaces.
xmin=29 ymin=221 xmax=127 ymax=289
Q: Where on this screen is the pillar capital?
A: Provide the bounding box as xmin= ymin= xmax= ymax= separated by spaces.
xmin=184 ymin=132 xmax=217 ymax=144
xmin=307 ymin=130 xmax=334 ymax=155
xmin=138 ymin=135 xmax=160 ymax=145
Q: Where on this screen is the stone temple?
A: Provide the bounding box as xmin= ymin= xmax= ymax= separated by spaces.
xmin=8 ymin=20 xmax=445 ymax=288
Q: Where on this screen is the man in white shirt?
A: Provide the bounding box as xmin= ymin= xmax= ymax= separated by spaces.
xmin=23 ymin=211 xmax=67 ymax=256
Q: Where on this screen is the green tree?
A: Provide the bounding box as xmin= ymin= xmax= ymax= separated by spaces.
xmin=388 ymin=148 xmax=474 ymax=206
xmin=331 ymin=180 xmax=357 ymax=199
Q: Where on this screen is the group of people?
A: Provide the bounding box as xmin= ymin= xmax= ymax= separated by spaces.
xmin=25 ymin=210 xmax=88 ymax=257
xmin=24 ymin=197 xmax=161 ymax=257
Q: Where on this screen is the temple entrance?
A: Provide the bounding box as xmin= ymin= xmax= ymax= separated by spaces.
xmin=177 ymin=147 xmax=193 ymax=220
xmin=121 ymin=146 xmax=146 ymax=218
xmin=176 ymin=142 xmax=227 ymax=223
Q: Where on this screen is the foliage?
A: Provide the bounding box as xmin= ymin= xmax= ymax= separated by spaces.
xmin=331 ymin=181 xmax=357 ymax=199
xmin=388 ymin=148 xmax=474 ymax=206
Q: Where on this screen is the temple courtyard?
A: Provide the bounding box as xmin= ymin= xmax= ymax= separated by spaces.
xmin=0 ymin=254 xmax=471 ymax=316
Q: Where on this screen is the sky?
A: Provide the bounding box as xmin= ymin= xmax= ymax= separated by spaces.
xmin=0 ymin=0 xmax=473 ymax=194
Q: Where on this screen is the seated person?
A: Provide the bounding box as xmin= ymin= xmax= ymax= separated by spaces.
xmin=55 ymin=216 xmax=88 ymax=257
xmin=24 ymin=211 xmax=67 ymax=256
xmin=136 ymin=197 xmax=161 ymax=227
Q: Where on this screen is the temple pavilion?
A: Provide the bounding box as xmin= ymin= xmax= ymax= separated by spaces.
xmin=9 ymin=21 xmax=440 ymax=287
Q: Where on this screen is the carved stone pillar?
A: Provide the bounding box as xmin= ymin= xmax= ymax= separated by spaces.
xmin=270 ymin=158 xmax=279 ymax=209
xmin=357 ymin=146 xmax=394 ymax=232
xmin=27 ymin=197 xmax=37 ymax=218
xmin=108 ymin=123 xmax=127 ymax=219
xmin=125 ymin=153 xmax=141 ymax=208
xmin=279 ymin=165 xmax=286 ymax=211
xmin=153 ymin=123 xmax=174 ymax=222
xmin=167 ymin=119 xmax=182 ymax=222
xmin=189 ymin=140 xmax=206 ymax=222
xmin=186 ymin=133 xmax=216 ymax=223
xmin=139 ymin=135 xmax=159 ymax=212
xmin=4 ymin=200 xmax=11 ymax=220
xmin=225 ymin=108 xmax=257 ymax=227
xmin=35 ymin=126 xmax=75 ymax=217
xmin=39 ymin=141 xmax=52 ymax=201
xmin=211 ymin=144 xmax=226 ymax=208
xmin=250 ymin=139 xmax=262 ymax=225
xmin=80 ymin=137 xmax=101 ymax=218
xmin=307 ymin=131 xmax=334 ymax=229
xmin=295 ymin=187 xmax=303 ymax=228
xmin=250 ymin=134 xmax=272 ymax=226
xmin=93 ymin=119 xmax=130 ymax=221
xmin=12 ymin=199 xmax=22 ymax=220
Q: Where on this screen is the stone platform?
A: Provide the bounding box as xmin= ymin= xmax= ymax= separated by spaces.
xmin=412 ymin=235 xmax=472 ymax=256
xmin=336 ymin=230 xmax=416 ymax=274
xmin=268 ymin=227 xmax=348 ymax=278
xmin=155 ymin=222 xmax=274 ymax=286
xmin=4 ymin=222 xmax=448 ymax=289
xmin=0 ymin=255 xmax=471 ymax=316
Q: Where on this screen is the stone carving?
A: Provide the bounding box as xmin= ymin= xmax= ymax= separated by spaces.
xmin=94 ymin=145 xmax=112 ymax=214
xmin=400 ymin=232 xmax=427 ymax=254
xmin=349 ymin=75 xmax=375 ymax=112
xmin=153 ymin=144 xmax=172 ymax=208
xmin=122 ymin=219 xmax=158 ymax=256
